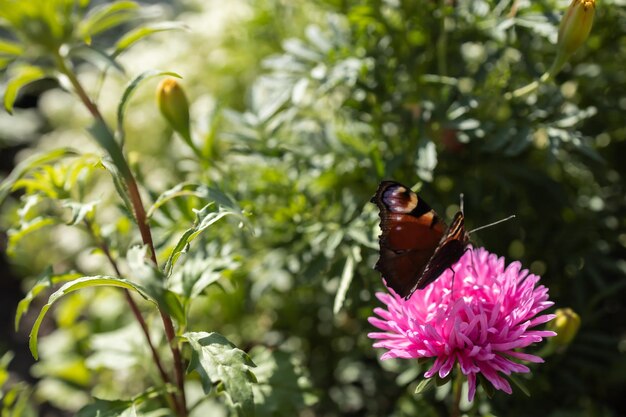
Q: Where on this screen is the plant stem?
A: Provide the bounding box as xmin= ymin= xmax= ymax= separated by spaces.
xmin=450 ymin=369 xmax=463 ymax=417
xmin=505 ymin=71 xmax=552 ymax=100
xmin=55 ymin=51 xmax=187 ymax=417
xmin=83 ymin=219 xmax=179 ymax=414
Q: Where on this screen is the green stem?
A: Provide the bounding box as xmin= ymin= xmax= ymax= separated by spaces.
xmin=55 ymin=50 xmax=187 ymax=417
xmin=506 ymin=71 xmax=552 ymax=100
xmin=450 ymin=369 xmax=464 ymax=417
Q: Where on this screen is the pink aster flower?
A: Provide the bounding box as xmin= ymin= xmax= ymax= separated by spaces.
xmin=368 ymin=247 xmax=556 ymax=401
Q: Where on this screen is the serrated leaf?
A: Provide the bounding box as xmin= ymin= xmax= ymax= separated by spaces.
xmin=167 ymin=246 xmax=238 ymax=300
xmin=114 ymin=22 xmax=187 ymax=55
xmin=29 ymin=276 xmax=153 ymax=359
xmin=164 ymin=198 xmax=247 ymax=276
xmin=15 ymin=267 xmax=82 ymax=330
xmin=117 ymin=70 xmax=181 ymax=145
xmin=415 ymin=377 xmax=434 ymax=395
xmin=184 ymin=332 xmax=257 ymax=416
xmin=3 ymin=65 xmax=47 ymax=113
xmin=78 ymin=1 xmax=141 ymax=42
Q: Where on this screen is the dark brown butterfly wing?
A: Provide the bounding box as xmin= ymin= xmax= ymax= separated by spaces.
xmin=371 ymin=181 xmax=446 ymax=298
xmin=414 ymin=211 xmax=469 ymax=291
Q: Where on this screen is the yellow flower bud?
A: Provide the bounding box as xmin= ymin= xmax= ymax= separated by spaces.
xmin=558 ymin=0 xmax=595 ymax=57
xmin=157 ymin=78 xmax=191 ymax=141
xmin=547 ymin=308 xmax=581 ymax=352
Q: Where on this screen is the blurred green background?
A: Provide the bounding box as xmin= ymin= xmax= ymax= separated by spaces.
xmin=1 ymin=0 xmax=625 ymax=416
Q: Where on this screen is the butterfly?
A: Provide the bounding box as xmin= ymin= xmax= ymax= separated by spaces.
xmin=371 ymin=181 xmax=470 ymax=299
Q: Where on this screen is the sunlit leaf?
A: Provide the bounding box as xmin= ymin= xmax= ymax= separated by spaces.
xmin=29 ymin=276 xmax=153 ymax=359
xmin=114 ymin=22 xmax=188 ymax=56
xmin=126 ymin=246 xmax=185 ymax=325
xmin=14 ymin=267 xmax=82 ymax=330
xmin=0 ymin=147 xmax=79 ymax=204
xmin=0 ymin=38 xmax=24 ymax=56
xmin=7 ymin=217 xmax=58 ymax=257
xmin=3 ymin=65 xmax=47 ymax=113
xmin=163 ymin=198 xmax=247 ymax=276
xmin=184 ymin=332 xmax=257 ymax=417
xmin=77 ymin=1 xmax=141 ymax=42
xmin=61 ymin=199 xmax=99 ymax=225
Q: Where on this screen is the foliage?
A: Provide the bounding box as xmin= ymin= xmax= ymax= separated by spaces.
xmin=1 ymin=0 xmax=625 ymax=416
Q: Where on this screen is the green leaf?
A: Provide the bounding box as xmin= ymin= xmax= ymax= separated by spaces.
xmin=167 ymin=245 xmax=238 ymax=301
xmin=98 ymin=157 xmax=134 ymax=219
xmin=414 ymin=377 xmax=434 ymax=395
xmin=0 ymin=38 xmax=24 ymax=56
xmin=29 ymin=275 xmax=153 ymax=359
xmin=113 ymin=22 xmax=188 ymax=56
xmin=7 ymin=217 xmax=58 ymax=257
xmin=164 ymin=197 xmax=247 ymax=276
xmin=333 ymin=246 xmax=360 ymax=314
xmin=184 ymin=332 xmax=257 ymax=416
xmin=3 ymin=65 xmax=47 ymax=113
xmin=0 ymin=351 xmax=14 ymax=390
xmin=78 ymin=1 xmax=141 ymax=42
xmin=77 ymin=398 xmax=134 ymax=417
xmin=15 ymin=267 xmax=82 ymax=330
xmin=117 ymin=70 xmax=181 ymax=145
xmin=147 ymin=182 xmax=235 ymax=219
xmin=68 ymin=45 xmax=125 ymax=74
xmin=1 ymin=382 xmax=34 ymax=417
xmin=61 ymin=199 xmax=99 ymax=225
xmin=88 ymin=120 xmax=132 ymax=180
xmin=126 ymin=246 xmax=185 ymax=325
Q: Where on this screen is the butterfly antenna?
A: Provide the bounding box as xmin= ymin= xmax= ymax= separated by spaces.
xmin=459 ymin=193 xmax=464 ymax=214
xmin=468 ymin=215 xmax=516 ymax=234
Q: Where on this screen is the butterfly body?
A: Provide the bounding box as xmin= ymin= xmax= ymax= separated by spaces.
xmin=371 ymin=181 xmax=470 ymax=299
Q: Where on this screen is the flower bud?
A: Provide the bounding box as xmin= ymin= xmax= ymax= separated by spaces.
xmin=547 ymin=308 xmax=581 ymax=352
xmin=558 ymin=0 xmax=595 ymax=57
xmin=549 ymin=0 xmax=595 ymax=77
xmin=157 ymin=78 xmax=191 ymax=141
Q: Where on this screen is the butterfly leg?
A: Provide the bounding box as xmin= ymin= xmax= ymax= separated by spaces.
xmin=449 ymin=267 xmax=456 ymax=299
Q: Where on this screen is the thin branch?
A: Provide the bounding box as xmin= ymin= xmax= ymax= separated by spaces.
xmin=55 ymin=51 xmax=188 ymax=417
xmin=83 ymin=219 xmax=179 ymax=414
